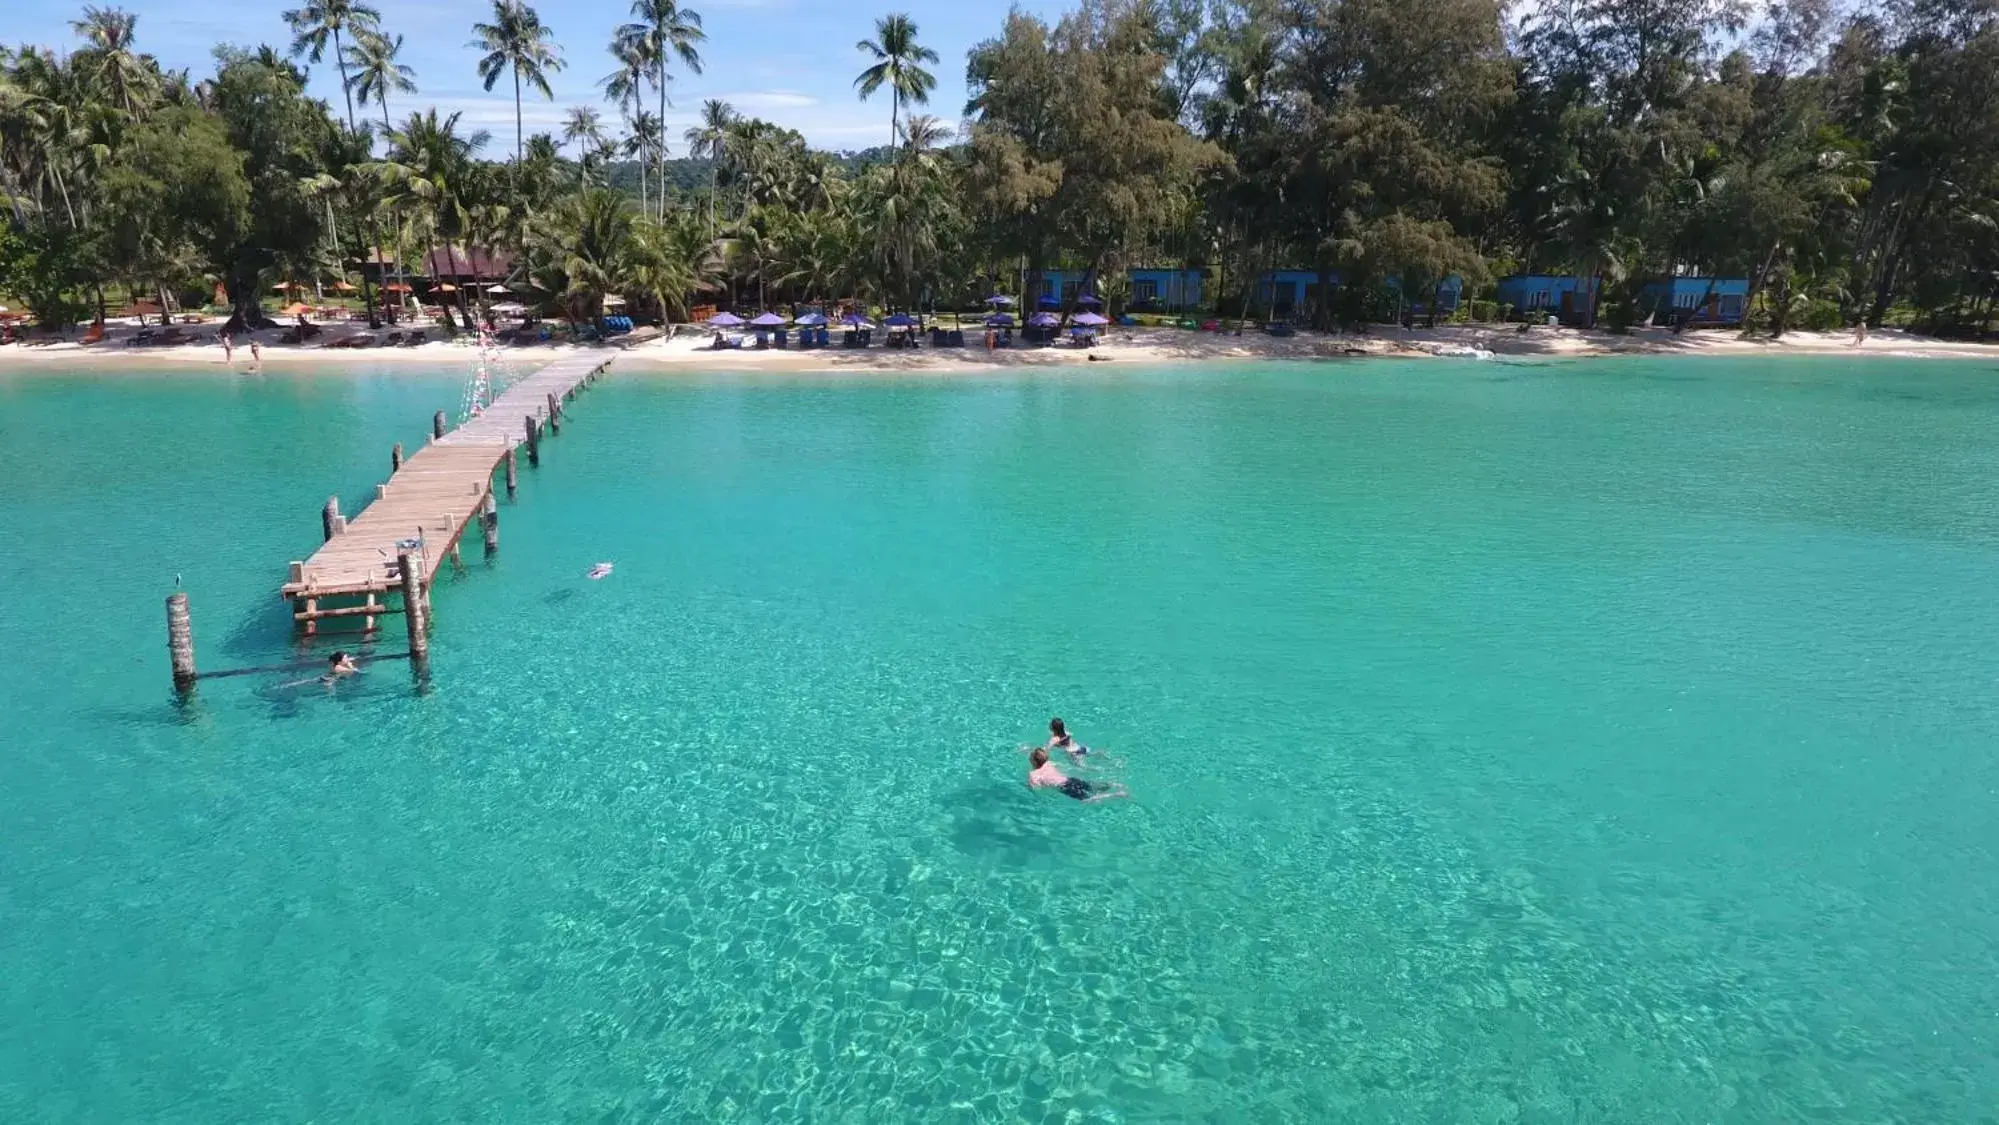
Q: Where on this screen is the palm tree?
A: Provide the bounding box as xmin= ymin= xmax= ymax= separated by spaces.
xmin=283 ymin=0 xmax=381 ymax=134
xmin=854 ymin=14 xmax=937 ymax=154
xmin=377 ymin=108 xmax=489 ymax=332
xmin=682 ymin=98 xmax=735 ymax=236
xmin=600 ymin=36 xmax=650 ymax=215
xmin=625 ymin=110 xmax=663 ymax=220
xmin=471 ymin=0 xmax=565 ymax=167
xmin=345 ymin=29 xmax=416 ymax=139
xmin=563 ymin=106 xmax=610 ymax=185
xmin=900 ymin=113 xmax=949 ymax=153
xmin=342 ymin=29 xmax=415 ymax=324
xmin=614 ymin=0 xmax=705 ymax=220
xmin=70 ymin=7 xmax=156 ymax=117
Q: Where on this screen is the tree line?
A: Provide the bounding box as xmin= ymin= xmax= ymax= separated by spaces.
xmin=3 ymin=0 xmax=1997 ymax=336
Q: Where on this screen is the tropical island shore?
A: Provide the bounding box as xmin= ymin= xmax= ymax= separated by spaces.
xmin=2 ymin=321 xmax=1996 ymax=375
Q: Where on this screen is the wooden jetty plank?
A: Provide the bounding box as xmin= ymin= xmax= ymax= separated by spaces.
xmin=281 ymin=353 xmax=615 ymax=603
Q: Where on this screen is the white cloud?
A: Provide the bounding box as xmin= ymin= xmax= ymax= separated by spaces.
xmin=715 ymin=90 xmax=820 ymax=110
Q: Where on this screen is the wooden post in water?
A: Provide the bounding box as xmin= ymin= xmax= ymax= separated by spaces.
xmin=166 ymin=592 xmax=196 ymax=695
xmin=397 ymin=550 xmax=428 ymax=674
xmin=481 ymin=493 xmax=499 ymax=554
xmin=321 ymin=495 xmax=343 ymax=542
xmin=391 ymin=442 xmax=404 ymax=473
xmin=545 ymin=393 xmax=561 ymax=435
xmin=433 ymin=410 xmax=448 ymax=440
xmin=524 ymin=415 xmax=540 ymax=466
xmin=504 ymin=447 xmax=517 ymax=497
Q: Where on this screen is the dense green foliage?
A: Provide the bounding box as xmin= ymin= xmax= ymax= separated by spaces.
xmin=4 ymin=0 xmax=1999 ymax=334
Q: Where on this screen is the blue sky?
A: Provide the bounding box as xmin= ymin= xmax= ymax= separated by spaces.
xmin=12 ymin=0 xmax=1065 ymax=151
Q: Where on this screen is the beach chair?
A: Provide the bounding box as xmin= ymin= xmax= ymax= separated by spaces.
xmin=774 ymin=329 xmax=788 ymax=349
xmin=948 ymin=330 xmax=966 ymax=347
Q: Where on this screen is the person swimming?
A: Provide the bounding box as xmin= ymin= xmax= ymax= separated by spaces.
xmin=587 ymin=562 xmax=614 ymax=580
xmin=327 ymin=651 xmax=359 ymax=677
xmin=1028 ymin=747 xmax=1128 ymax=802
xmin=1045 ymin=716 xmax=1089 ymax=761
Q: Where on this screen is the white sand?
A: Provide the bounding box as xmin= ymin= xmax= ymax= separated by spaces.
xmin=3 ymin=317 xmax=1994 ymax=375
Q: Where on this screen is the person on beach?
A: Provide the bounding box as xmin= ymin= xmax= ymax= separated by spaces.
xmin=1028 ymin=747 xmax=1128 ymax=802
xmin=220 ymin=331 xmax=234 ymax=363
xmin=249 ymin=339 xmax=262 ymax=365
xmin=1852 ymin=319 xmax=1868 ymax=348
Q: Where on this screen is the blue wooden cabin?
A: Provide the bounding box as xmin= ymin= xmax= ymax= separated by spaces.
xmin=1494 ymin=275 xmax=1601 ymax=324
xmin=1636 ymin=276 xmax=1750 ymax=326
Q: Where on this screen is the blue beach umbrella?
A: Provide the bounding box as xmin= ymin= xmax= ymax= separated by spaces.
xmin=1037 ymin=295 xmax=1060 ymax=310
xmin=984 ymin=294 xmax=1015 ymax=307
xmin=1076 ymin=293 xmax=1102 ymax=307
xmin=841 ymin=313 xmax=875 ymax=329
xmin=1074 ymin=312 xmax=1109 ymax=326
xmin=882 ymin=313 xmax=917 ymax=327
xmin=749 ymin=312 xmax=789 ymax=327
xmin=1028 ymin=312 xmax=1060 ymax=327
xmin=706 ymin=312 xmax=745 ymax=327
xmin=985 ymin=313 xmax=1016 ymax=327
xmin=794 ymin=311 xmax=827 ymax=326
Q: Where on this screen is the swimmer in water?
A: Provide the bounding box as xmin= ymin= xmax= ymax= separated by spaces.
xmin=1028 ymin=747 xmax=1128 ymax=802
xmin=587 ymin=562 xmax=614 ymax=580
xmin=327 ymin=651 xmax=359 ymax=677
xmin=1045 ymin=716 xmax=1089 ymax=761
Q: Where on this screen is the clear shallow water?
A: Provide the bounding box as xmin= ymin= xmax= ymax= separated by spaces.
xmin=2 ymin=357 xmax=1997 ymax=1122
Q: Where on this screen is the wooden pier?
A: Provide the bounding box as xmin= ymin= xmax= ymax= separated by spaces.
xmin=278 ymin=351 xmax=615 ymax=637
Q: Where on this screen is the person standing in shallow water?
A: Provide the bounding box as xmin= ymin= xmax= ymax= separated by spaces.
xmin=1028 ymin=747 xmax=1129 ymax=803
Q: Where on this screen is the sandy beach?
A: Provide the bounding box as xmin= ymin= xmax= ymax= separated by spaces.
xmin=3 ymin=318 xmax=1996 ymax=374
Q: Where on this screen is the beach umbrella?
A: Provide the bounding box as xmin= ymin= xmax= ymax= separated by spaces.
xmin=1037 ymin=295 xmax=1060 ymax=309
xmin=749 ymin=312 xmax=790 ymax=327
xmin=841 ymin=313 xmax=875 ymax=328
xmin=984 ymin=294 xmax=1015 ymax=307
xmin=1074 ymin=312 xmax=1109 ymax=326
xmin=1076 ymin=293 xmax=1102 ymax=306
xmin=434 ymin=283 xmax=458 ymax=293
xmin=486 ymin=284 xmax=511 ymax=295
xmin=984 ymin=313 xmax=1015 ymax=327
xmin=383 ymin=282 xmax=412 ymax=293
xmin=794 ymin=311 xmax=828 ymax=326
xmin=706 ymin=312 xmax=745 ymax=327
xmin=882 ymin=313 xmax=917 ymax=328
xmin=330 ymin=281 xmax=357 ymax=292
xmin=271 ymin=281 xmax=294 ymax=292
xmin=1028 ymin=312 xmax=1060 ymax=327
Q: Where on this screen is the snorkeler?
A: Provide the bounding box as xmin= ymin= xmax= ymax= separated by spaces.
xmin=1028 ymin=747 xmax=1128 ymax=803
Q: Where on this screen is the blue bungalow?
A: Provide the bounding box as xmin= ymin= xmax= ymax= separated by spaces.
xmin=1031 ymin=267 xmax=1206 ymax=312
xmin=1636 ymin=276 xmax=1750 ymax=325
xmin=1258 ymin=270 xmax=1463 ymax=317
xmin=1495 ymin=275 xmax=1600 ymax=324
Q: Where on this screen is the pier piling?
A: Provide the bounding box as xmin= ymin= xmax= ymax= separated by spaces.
xmin=391 ymin=442 xmax=404 ymax=473
xmin=322 ymin=496 xmax=344 ymax=542
xmin=504 ymin=448 xmax=517 ymax=497
xmin=524 ymin=415 xmax=540 ymax=466
xmin=482 ymin=493 xmax=499 ymax=554
xmin=167 ymin=592 xmax=196 ymax=695
xmin=397 ymin=550 xmax=428 ymax=675
xmin=433 ymin=410 xmax=448 ymax=440
xmin=546 ymin=393 xmax=561 ymax=435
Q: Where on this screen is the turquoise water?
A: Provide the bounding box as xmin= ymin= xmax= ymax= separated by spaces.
xmin=2 ymin=357 xmax=1997 ymax=1122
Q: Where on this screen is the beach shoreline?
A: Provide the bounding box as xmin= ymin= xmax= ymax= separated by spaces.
xmin=2 ymin=321 xmax=1995 ymax=375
